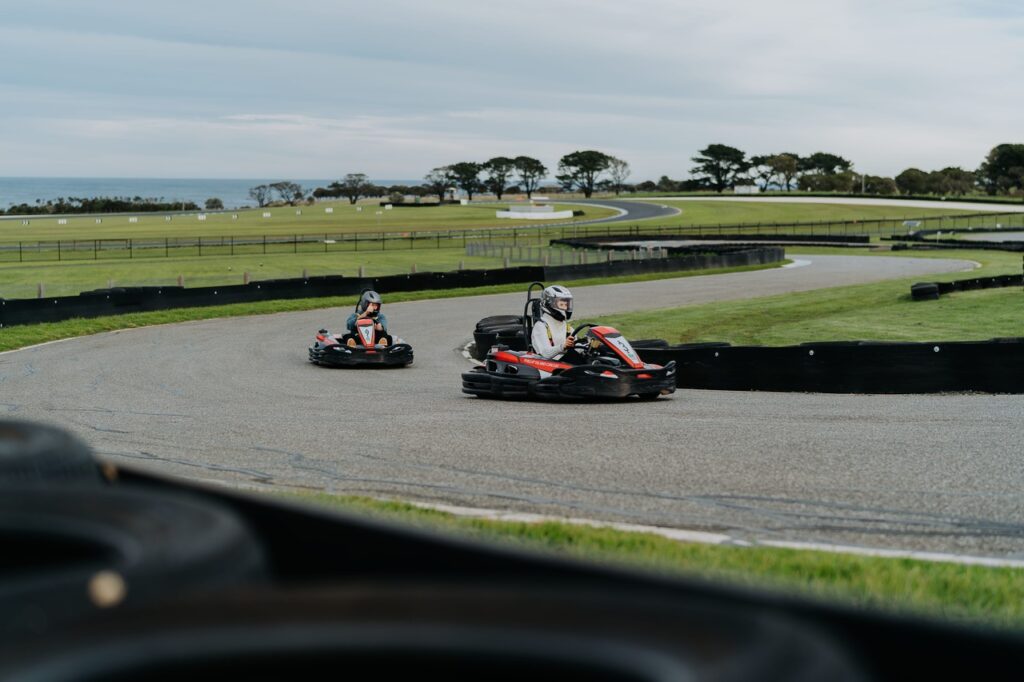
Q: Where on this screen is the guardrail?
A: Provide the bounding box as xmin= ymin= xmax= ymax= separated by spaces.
xmin=0 ymin=246 xmax=783 ymax=327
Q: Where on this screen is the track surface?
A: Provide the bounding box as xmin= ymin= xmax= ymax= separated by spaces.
xmin=958 ymin=231 xmax=1024 ymax=242
xmin=8 ymin=252 xmax=1022 ymax=558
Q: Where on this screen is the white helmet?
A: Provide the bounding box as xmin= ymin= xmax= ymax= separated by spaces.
xmin=541 ymin=285 xmax=573 ymax=321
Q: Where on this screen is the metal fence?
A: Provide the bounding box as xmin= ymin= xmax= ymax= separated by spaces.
xmin=2 ymin=210 xmax=1021 ymax=264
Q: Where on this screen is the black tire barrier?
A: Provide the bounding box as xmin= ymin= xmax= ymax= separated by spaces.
xmin=3 ymin=423 xmax=1024 ymax=679
xmin=634 ymin=338 xmax=1024 ymax=393
xmin=886 ymin=236 xmax=1024 ymax=252
xmin=0 ymin=486 xmax=268 ymax=641
xmin=0 ymin=419 xmax=102 ymax=486
xmin=0 ymin=247 xmax=784 ymax=329
xmin=0 ymin=587 xmax=863 ymax=681
xmin=555 ymin=234 xmax=869 ymax=247
xmin=911 ymin=274 xmax=1023 ymax=300
xmin=910 ymin=282 xmax=940 ymax=301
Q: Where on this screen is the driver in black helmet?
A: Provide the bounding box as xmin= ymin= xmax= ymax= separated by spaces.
xmin=344 ymin=290 xmax=391 ymax=347
xmin=530 ymin=284 xmax=584 ymax=363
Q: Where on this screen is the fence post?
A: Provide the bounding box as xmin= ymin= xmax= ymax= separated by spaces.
xmin=294 ymin=235 xmax=298 ymax=254
xmin=302 ymin=268 xmax=308 ymax=279
xmin=129 ymin=238 xmax=133 ymax=259
xmin=263 ymin=235 xmax=267 ymax=254
xmin=243 ymin=272 xmax=250 ymax=285
xmin=19 ymin=241 xmax=22 ymax=262
xmin=231 ymin=235 xmax=235 ymax=256
xmin=199 ymin=237 xmax=202 ymax=257
xmin=37 ymin=283 xmax=43 ymax=298
xmin=57 ymin=240 xmax=61 ymax=261
xmin=177 ymin=274 xmax=184 ymax=287
xmin=359 ymin=265 xmax=365 ymax=278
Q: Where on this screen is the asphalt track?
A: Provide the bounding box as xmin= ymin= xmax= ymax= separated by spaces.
xmin=959 ymin=231 xmax=1024 ymax=242
xmin=8 ymin=250 xmax=1024 ymax=559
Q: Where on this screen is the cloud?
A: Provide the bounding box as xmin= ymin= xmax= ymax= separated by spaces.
xmin=1 ymin=1 xmax=1023 ymax=178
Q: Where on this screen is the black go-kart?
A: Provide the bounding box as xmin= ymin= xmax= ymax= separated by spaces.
xmin=309 ymin=316 xmax=413 ymax=368
xmin=462 ymin=283 xmax=676 ymax=400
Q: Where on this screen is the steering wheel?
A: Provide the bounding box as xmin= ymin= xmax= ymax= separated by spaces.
xmin=570 ymin=323 xmax=595 ymax=354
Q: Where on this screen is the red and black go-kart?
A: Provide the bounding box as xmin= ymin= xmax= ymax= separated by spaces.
xmin=309 ymin=317 xmax=414 ymax=368
xmin=462 ymin=283 xmax=676 ymax=400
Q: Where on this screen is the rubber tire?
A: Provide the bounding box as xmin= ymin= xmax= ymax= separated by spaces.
xmin=0 ymin=586 xmax=864 ymax=681
xmin=0 ymin=486 xmax=268 ymax=641
xmin=0 ymin=419 xmax=102 ymax=486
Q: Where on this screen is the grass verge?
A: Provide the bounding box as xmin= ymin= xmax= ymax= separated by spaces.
xmin=0 ymin=261 xmax=782 ymax=353
xmin=286 ymin=490 xmax=1024 ymax=630
xmin=594 ymin=248 xmax=1023 ymax=345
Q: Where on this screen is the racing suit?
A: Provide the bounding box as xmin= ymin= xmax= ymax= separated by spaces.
xmin=530 ymin=312 xmax=577 ymax=361
xmin=344 ymin=312 xmax=391 ymax=345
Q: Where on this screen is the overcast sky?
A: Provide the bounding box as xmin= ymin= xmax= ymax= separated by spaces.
xmin=1 ymin=0 xmax=1021 ymax=181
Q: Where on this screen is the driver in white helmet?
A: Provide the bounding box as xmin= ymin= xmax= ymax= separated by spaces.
xmin=531 ymin=284 xmax=583 ymax=363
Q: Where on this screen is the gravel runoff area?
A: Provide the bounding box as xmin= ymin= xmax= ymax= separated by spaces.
xmin=6 ymin=253 xmax=1022 ymax=560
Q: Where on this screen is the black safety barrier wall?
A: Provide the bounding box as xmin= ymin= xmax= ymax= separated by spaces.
xmin=554 ymin=234 xmax=869 ymax=247
xmin=0 ymin=246 xmax=783 ymax=328
xmin=633 ymin=338 xmax=1024 ymax=394
xmin=911 ymin=274 xmax=1023 ymax=300
xmin=5 ymin=419 xmax=1024 ymax=679
xmin=886 ymin=235 xmax=1024 ymax=252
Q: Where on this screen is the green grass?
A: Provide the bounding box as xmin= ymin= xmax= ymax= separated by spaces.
xmin=284 ymin=491 xmax=1024 ymax=629
xmin=592 ymin=248 xmax=1023 ymax=345
xmin=0 ymin=248 xmax=512 ymax=298
xmin=0 ymin=201 xmax=614 ymax=240
xmin=0 ymin=261 xmax=782 ymax=353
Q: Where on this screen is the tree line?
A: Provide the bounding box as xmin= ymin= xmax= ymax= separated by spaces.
xmin=0 ymin=196 xmax=202 ymax=216
xmin=679 ymin=143 xmax=1024 ymax=197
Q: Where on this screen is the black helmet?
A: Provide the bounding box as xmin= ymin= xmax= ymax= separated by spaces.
xmin=357 ymin=290 xmax=383 ymax=316
xmin=541 ymin=285 xmax=573 ymax=321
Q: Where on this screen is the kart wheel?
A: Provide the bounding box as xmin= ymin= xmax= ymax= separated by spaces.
xmin=0 ymin=419 xmax=102 ymax=486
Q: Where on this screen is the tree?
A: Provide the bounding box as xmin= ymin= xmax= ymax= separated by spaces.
xmin=423 ymin=167 xmax=456 ymax=202
xmin=690 ymin=144 xmax=750 ymax=193
xmin=513 ymin=156 xmax=547 ymax=199
xmin=655 ymin=175 xmax=679 ymax=192
xmin=895 ymin=168 xmax=930 ymax=195
xmin=748 ymin=155 xmax=776 ymax=191
xmin=861 ymin=176 xmax=898 ymax=195
xmin=556 ymin=150 xmax=613 ymax=198
xmin=448 ymin=162 xmax=484 ymax=200
xmin=606 ymin=157 xmax=631 ymax=195
xmin=934 ymin=167 xmax=976 ymax=195
xmin=977 ymin=144 xmax=1024 ymax=195
xmin=270 ymin=181 xmax=304 ymax=205
xmin=332 ymin=173 xmax=374 ymax=205
xmin=248 ymin=184 xmax=272 ymax=207
xmin=482 ymin=157 xmax=515 ymax=200
xmin=769 ymin=154 xmax=801 ymax=191
xmin=799 ymin=152 xmax=852 ymax=177
xmin=798 ymin=171 xmax=855 ymax=192
xmin=204 ymin=197 xmax=224 ymax=210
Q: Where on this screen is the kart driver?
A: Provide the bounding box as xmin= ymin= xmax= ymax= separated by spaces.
xmin=345 ymin=290 xmax=392 ymax=347
xmin=530 ymin=284 xmax=584 ymax=363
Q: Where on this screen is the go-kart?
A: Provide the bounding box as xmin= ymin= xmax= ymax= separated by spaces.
xmin=309 ymin=317 xmax=413 ymax=368
xmin=462 ymin=283 xmax=676 ymax=400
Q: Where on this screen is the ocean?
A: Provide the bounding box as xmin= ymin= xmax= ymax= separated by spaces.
xmin=0 ymin=177 xmax=421 ymax=211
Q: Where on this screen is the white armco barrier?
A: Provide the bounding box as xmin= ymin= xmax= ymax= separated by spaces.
xmin=496 ymin=209 xmax=575 ymax=219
